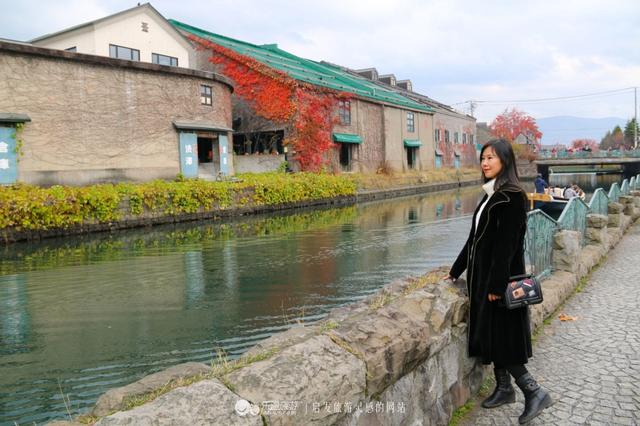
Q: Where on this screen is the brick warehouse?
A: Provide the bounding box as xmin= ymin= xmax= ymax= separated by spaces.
xmin=0 ymin=40 xmax=233 ymax=186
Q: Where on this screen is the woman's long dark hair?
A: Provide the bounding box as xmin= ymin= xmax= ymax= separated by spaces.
xmin=480 ymin=138 xmax=523 ymax=192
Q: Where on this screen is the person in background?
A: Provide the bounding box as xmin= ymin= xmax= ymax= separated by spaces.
xmin=572 ymin=184 xmax=585 ymax=199
xmin=446 ymin=139 xmax=553 ymax=424
xmin=534 ymin=174 xmax=548 ymax=194
xmin=563 ymin=185 xmax=577 ymax=199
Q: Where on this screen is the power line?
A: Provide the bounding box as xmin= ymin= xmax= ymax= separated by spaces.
xmin=453 ymin=86 xmax=636 ymax=106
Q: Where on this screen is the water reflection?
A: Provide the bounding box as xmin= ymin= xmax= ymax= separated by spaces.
xmin=0 ymin=187 xmax=482 ymax=425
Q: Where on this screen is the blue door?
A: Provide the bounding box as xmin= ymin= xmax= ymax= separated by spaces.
xmin=179 ymin=132 xmax=198 ymax=178
xmin=0 ymin=126 xmax=17 ymax=184
xmin=454 ymin=156 xmax=460 ymax=169
xmin=219 ymin=134 xmax=230 ymax=176
xmin=435 ymin=155 xmax=442 ymax=169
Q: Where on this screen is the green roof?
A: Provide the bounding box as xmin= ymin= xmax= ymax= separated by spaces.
xmin=333 ymin=133 xmax=363 ymax=144
xmin=170 ymin=20 xmax=434 ymax=113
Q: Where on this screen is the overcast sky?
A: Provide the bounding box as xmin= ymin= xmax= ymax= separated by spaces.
xmin=2 ymin=0 xmax=639 ymax=124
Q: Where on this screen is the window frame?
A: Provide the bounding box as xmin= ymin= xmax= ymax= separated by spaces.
xmin=435 ymin=129 xmax=440 ymax=143
xmin=444 ymin=130 xmax=450 ymax=144
xmin=406 ymin=112 xmax=415 ymax=133
xmin=463 ymin=133 xmax=467 ymax=144
xmin=109 ymin=44 xmax=140 ymax=61
xmin=338 ymin=100 xmax=351 ymax=126
xmin=200 ymin=84 xmax=213 ymax=106
xmin=152 ymin=52 xmax=178 ymax=67
xmin=454 ymin=132 xmax=459 ymax=144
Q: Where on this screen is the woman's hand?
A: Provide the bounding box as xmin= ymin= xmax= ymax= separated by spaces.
xmin=488 ymin=293 xmax=502 ymax=302
xmin=443 ymin=274 xmax=454 ymax=282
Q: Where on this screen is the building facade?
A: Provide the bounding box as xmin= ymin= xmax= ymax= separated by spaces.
xmin=353 ymin=68 xmax=478 ymax=169
xmin=0 ymin=41 xmax=233 ymax=186
xmin=30 ymin=3 xmax=192 ymax=69
xmin=173 ymin=20 xmax=435 ymax=174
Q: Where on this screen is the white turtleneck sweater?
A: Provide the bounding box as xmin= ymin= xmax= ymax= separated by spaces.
xmin=475 ymin=179 xmax=496 ymax=233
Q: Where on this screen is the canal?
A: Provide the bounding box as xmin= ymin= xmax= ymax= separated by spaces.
xmin=0 ymin=186 xmax=482 ymax=425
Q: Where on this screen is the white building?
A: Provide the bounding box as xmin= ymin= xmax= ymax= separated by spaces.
xmin=30 ymin=3 xmax=192 ymax=68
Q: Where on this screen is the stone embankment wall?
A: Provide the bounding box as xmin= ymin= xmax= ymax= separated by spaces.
xmin=51 ymin=191 xmax=640 ymax=426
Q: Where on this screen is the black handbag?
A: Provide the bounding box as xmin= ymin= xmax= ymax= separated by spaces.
xmin=503 ymin=273 xmax=543 ymax=309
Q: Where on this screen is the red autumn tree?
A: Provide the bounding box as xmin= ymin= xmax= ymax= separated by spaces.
xmin=188 ymin=34 xmax=349 ymax=172
xmin=571 ymin=138 xmax=598 ymax=151
xmin=489 ymin=108 xmax=542 ymax=146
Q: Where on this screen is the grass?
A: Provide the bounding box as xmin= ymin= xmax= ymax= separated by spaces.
xmin=318 ymin=320 xmax=339 ymax=333
xmin=368 ymin=291 xmax=392 ymax=310
xmin=448 ymin=377 xmax=493 ymax=426
xmin=403 ymin=270 xmax=446 ymax=295
xmin=209 ymin=347 xmax=278 ymax=378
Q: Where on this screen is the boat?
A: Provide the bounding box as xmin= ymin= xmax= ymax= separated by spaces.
xmin=527 ymin=187 xmax=585 ymax=216
xmin=527 ymin=192 xmax=568 ymax=215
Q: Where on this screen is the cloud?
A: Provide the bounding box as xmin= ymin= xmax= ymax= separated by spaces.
xmin=1 ymin=0 xmax=638 ymax=122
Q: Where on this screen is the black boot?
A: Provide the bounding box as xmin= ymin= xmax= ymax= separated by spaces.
xmin=515 ymin=372 xmax=553 ymax=424
xmin=481 ymin=368 xmax=516 ymax=408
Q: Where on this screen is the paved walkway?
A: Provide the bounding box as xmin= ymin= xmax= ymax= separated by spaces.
xmin=461 ymin=224 xmax=640 ymax=425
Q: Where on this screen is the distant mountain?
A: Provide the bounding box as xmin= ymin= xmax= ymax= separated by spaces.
xmin=536 ymin=116 xmax=627 ymax=146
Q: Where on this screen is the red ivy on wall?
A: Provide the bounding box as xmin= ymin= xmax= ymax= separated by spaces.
xmin=189 ymin=35 xmax=349 ymax=172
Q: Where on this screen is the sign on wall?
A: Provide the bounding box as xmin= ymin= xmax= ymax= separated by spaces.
xmin=219 ymin=134 xmax=229 ymax=176
xmin=0 ymin=126 xmax=17 ymax=185
xmin=179 ymin=132 xmax=198 ymax=178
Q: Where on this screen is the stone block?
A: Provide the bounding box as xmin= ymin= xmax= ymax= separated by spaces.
xmin=244 ymin=324 xmax=319 ymax=358
xmin=326 ymin=304 xmax=433 ymax=397
xmin=552 ymin=230 xmax=581 ymax=272
xmin=608 ymin=202 xmax=623 ymax=214
xmin=608 ymin=213 xmax=622 ymax=228
xmin=226 ymin=335 xmax=366 ymax=425
xmin=552 ymin=230 xmax=581 ymax=250
xmin=607 ymin=227 xmax=624 ymax=248
xmin=585 ymin=226 xmax=608 ymax=246
xmin=586 ymin=213 xmax=608 ymax=229
xmin=92 ymin=362 xmax=211 ymax=417
xmin=618 ymin=195 xmax=634 ymax=206
xmin=95 ymin=379 xmax=261 ymax=426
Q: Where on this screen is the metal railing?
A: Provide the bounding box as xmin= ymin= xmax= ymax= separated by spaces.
xmin=557 ymin=197 xmax=589 ymax=244
xmin=524 ymin=174 xmax=639 ymax=277
xmin=537 ymin=149 xmax=640 ymax=160
xmin=588 ymin=188 xmax=609 ymax=216
xmin=525 ymin=210 xmax=557 ymax=277
xmin=608 ymin=182 xmax=622 ymax=202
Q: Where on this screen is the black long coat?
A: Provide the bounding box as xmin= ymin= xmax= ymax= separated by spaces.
xmin=450 ymin=184 xmax=532 ymax=366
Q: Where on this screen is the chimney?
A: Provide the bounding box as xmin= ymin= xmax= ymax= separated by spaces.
xmin=355 ymin=68 xmax=378 ymax=80
xmin=378 ymin=74 xmax=397 ymax=86
xmin=396 ymin=79 xmax=412 ymax=91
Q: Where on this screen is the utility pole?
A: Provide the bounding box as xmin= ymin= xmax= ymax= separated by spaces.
xmin=635 ymin=87 xmax=638 ymax=149
xmin=468 ymin=101 xmax=476 ymax=118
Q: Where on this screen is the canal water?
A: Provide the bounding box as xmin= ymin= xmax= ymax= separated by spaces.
xmin=0 ymin=186 xmax=483 ymax=425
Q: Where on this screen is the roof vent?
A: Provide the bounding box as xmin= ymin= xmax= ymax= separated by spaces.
xmin=378 ymin=74 xmax=396 ymax=86
xmin=396 ymin=79 xmax=412 ymax=91
xmin=141 ymin=22 xmax=149 ymax=32
xmin=355 ymin=68 xmax=378 ymax=80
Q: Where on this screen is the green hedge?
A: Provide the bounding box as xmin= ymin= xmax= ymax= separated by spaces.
xmin=0 ymin=173 xmax=356 ymax=232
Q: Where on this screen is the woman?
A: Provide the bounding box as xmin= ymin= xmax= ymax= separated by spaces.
xmin=447 ymin=139 xmax=552 ymax=424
